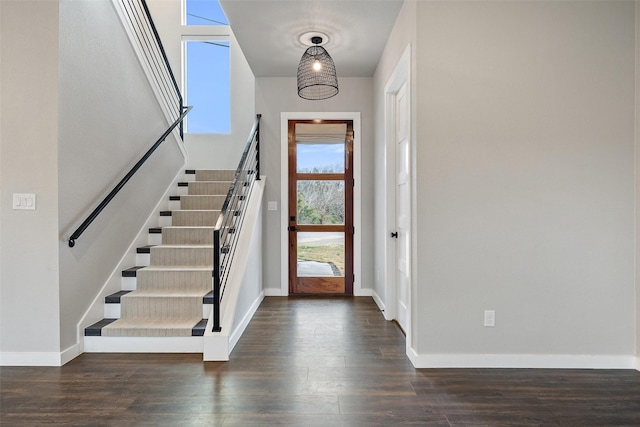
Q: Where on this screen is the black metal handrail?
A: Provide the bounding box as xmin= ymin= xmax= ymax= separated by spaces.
xmin=68 ymin=106 xmax=192 ymax=248
xmin=212 ymin=114 xmax=261 ymax=332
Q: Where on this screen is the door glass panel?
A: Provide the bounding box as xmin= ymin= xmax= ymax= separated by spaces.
xmin=297 ymin=143 xmax=345 ymax=173
xmin=297 ymin=181 xmax=345 ymax=225
xmin=297 ymin=232 xmax=345 ymax=277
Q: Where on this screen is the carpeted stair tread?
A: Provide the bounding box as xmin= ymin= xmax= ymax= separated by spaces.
xmin=150 ymin=244 xmax=214 ymax=267
xmin=187 ymin=181 xmax=234 ymax=196
xmin=161 ymin=226 xmax=216 ymax=245
xmin=179 ymin=195 xmax=226 ymax=210
xmin=171 ymin=210 xmax=221 ymax=226
xmin=195 ymin=170 xmax=235 ymax=181
xmin=133 ymin=267 xmax=211 ymax=291
xmin=118 ymin=294 xmax=202 ymax=319
xmin=137 ymin=265 xmax=212 ymax=272
xmin=101 ymin=317 xmax=203 ymax=337
xmin=123 ymin=289 xmax=208 ymax=298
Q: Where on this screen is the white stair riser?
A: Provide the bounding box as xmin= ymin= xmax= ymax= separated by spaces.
xmin=84 ymin=336 xmax=203 ymax=353
xmin=122 ymin=276 xmax=137 ymax=291
xmin=136 ymin=253 xmax=150 ymax=266
xmin=148 ymin=233 xmax=162 ymax=246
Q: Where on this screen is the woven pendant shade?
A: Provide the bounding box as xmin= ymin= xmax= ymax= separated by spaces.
xmin=297 ymin=38 xmax=339 ymax=100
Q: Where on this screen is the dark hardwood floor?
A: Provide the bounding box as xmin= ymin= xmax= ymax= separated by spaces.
xmin=1 ymin=296 xmax=639 ymax=426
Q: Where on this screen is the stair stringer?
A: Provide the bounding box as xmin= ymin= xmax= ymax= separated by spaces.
xmin=78 ymin=167 xmax=189 ymax=352
xmin=203 ymin=178 xmax=265 ymax=361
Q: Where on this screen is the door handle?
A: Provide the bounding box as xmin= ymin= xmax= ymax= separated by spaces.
xmin=288 ymin=226 xmax=297 ymax=232
xmin=391 ymin=232 xmax=398 ymax=238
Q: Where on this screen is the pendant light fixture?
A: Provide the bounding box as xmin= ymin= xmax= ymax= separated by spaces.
xmin=297 ymin=36 xmax=339 ymax=100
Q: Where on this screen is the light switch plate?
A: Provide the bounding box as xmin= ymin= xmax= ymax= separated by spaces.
xmin=484 ymin=310 xmax=495 ymax=327
xmin=268 ymin=201 xmax=278 ymax=211
xmin=13 ymin=193 xmax=36 ymax=211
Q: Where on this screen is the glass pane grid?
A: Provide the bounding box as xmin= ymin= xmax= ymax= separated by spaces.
xmin=297 ymin=143 xmax=345 ymax=173
xmin=297 ymin=232 xmax=345 ymax=277
xmin=297 ymin=181 xmax=345 ymax=225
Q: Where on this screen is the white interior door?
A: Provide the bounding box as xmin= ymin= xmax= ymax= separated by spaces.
xmin=395 ymin=81 xmax=410 ymax=333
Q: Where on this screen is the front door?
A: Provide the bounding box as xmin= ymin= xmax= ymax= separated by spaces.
xmin=288 ymin=120 xmax=354 ymax=294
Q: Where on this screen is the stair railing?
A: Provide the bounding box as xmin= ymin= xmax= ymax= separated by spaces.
xmin=68 ymin=0 xmax=190 ymax=247
xmin=212 ymin=114 xmax=261 ymax=332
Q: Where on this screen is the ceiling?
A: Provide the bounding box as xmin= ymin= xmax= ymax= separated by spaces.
xmin=219 ymin=0 xmax=404 ymax=77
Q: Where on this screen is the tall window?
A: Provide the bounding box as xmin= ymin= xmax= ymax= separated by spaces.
xmin=185 ymin=0 xmax=228 ymax=25
xmin=184 ymin=40 xmax=230 ymax=134
xmin=183 ymin=0 xmax=230 ymax=134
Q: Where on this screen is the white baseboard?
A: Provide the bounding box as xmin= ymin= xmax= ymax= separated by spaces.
xmin=1 ymin=352 xmax=62 ymax=366
xmin=634 ymin=356 xmax=639 ymax=371
xmin=354 ymin=287 xmax=372 ymax=297
xmin=371 ymin=289 xmax=387 ymax=315
xmin=60 ymin=343 xmax=82 ymax=365
xmin=0 ymin=343 xmax=83 ymax=366
xmin=229 ymin=291 xmax=264 ymax=353
xmin=407 ymin=348 xmax=637 ymax=369
xmin=84 ymin=336 xmax=203 ymax=353
xmin=264 ymin=287 xmax=286 ymax=296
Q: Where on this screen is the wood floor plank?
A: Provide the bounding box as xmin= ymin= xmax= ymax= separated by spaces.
xmin=1 ymin=296 xmax=639 ymax=426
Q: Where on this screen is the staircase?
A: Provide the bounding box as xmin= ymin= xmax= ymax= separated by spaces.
xmin=84 ymin=169 xmax=234 ymax=347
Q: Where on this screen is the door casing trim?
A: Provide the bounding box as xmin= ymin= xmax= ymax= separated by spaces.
xmin=280 ymin=112 xmax=363 ymax=296
xmin=384 ymin=45 xmax=414 ymax=353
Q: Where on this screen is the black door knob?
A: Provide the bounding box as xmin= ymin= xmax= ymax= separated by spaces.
xmin=391 ymin=232 xmax=398 ymax=238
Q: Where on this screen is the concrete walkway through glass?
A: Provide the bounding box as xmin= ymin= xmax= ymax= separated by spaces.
xmin=297 ymin=260 xmax=335 ymax=277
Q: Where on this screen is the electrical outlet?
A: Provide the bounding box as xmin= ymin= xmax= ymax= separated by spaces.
xmin=484 ymin=310 xmax=495 ymax=327
xmin=267 ymin=201 xmax=278 ymax=211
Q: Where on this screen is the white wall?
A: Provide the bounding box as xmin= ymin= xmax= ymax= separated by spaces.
xmin=0 ymin=1 xmax=62 ymax=361
xmin=255 ymin=77 xmax=374 ymax=294
xmin=147 ymin=0 xmax=256 ymax=170
xmin=410 ymin=0 xmax=635 ymax=363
